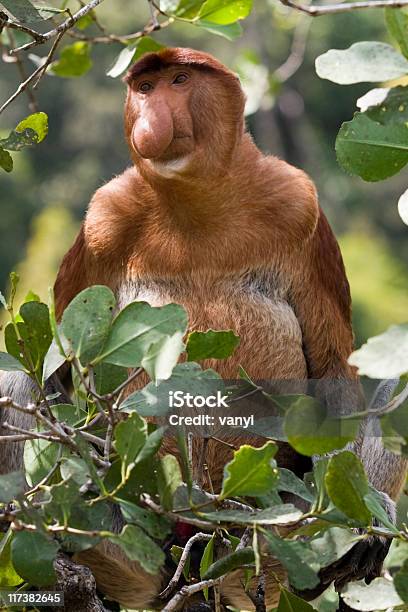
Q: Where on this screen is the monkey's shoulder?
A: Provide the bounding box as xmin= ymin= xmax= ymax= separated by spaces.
xmin=84 ymin=167 xmax=150 ymax=255
xmin=255 ymin=156 xmax=319 ymax=244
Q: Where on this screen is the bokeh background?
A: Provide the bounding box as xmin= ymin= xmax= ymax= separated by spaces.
xmin=0 ymin=0 xmax=407 ymax=348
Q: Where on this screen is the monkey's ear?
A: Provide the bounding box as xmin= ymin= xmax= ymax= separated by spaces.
xmin=122 ymin=71 xmax=133 ymax=86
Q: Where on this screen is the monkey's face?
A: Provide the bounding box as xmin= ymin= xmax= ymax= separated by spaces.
xmin=127 ymin=66 xmax=196 ymax=166
xmin=124 ymin=51 xmax=245 ymax=177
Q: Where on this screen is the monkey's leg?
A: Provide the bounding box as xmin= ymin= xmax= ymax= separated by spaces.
xmin=0 ymin=371 xmax=38 ymax=474
xmin=302 ymin=380 xmax=407 ymax=601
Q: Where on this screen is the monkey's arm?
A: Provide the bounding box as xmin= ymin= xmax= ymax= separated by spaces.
xmin=54 ymin=224 xmax=90 ymax=320
xmin=291 ymin=209 xmax=354 ymax=381
xmin=291 ymin=209 xmax=407 ymax=500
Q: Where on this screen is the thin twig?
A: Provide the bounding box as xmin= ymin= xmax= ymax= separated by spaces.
xmin=162 ymin=578 xmax=220 ymax=612
xmin=1 ymin=421 xmax=61 ymax=442
xmin=141 ymin=494 xmax=213 ymax=530
xmin=6 ymin=29 xmax=38 ymax=112
xmin=279 ymin=0 xmax=408 ymax=15
xmin=110 ymin=367 xmax=143 ymax=403
xmin=0 ymin=13 xmax=45 ymax=42
xmin=0 ymin=30 xmax=64 ymax=115
xmin=159 ymin=533 xmax=213 ymax=599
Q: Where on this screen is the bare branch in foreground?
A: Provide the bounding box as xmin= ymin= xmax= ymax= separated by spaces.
xmin=279 ymin=0 xmax=408 ymax=15
xmin=161 ymin=578 xmax=221 ymax=612
xmin=159 ymin=532 xmax=213 ymax=599
xmin=0 ymin=31 xmax=64 ymax=115
xmin=9 ymin=0 xmax=106 ymax=55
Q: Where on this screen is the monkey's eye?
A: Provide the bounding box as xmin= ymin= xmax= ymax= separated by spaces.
xmin=138 ymin=81 xmax=154 ymax=93
xmin=172 ymin=73 xmax=189 ymax=85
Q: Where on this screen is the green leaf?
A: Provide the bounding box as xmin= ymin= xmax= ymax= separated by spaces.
xmin=11 ymin=531 xmax=59 ymax=586
xmin=5 ymin=301 xmax=52 ymax=373
xmin=201 ymin=504 xmax=302 ymax=525
xmin=93 ymin=362 xmax=128 ymax=395
xmin=117 ymin=499 xmax=171 ymax=539
xmin=60 ymin=456 xmax=89 ymax=487
xmin=174 ymin=0 xmax=206 ymax=18
xmin=0 ymin=352 xmax=25 ymax=371
xmin=157 ymin=454 xmax=183 ymax=511
xmin=394 ymin=561 xmax=408 ymax=603
xmin=349 ymin=324 xmax=408 ymax=377
xmin=0 ymin=148 xmax=13 ymax=172
xmin=202 ymin=547 xmax=255 ymax=579
xmin=115 ymin=412 xmax=147 ymax=480
xmin=325 ymin=451 xmax=371 ymax=524
xmin=264 ymin=531 xmax=320 ymax=590
xmin=59 ymin=500 xmax=111 ymax=553
xmin=195 ymin=19 xmax=242 ymax=39
xmin=186 ymin=329 xmax=240 ymax=361
xmin=363 ymin=488 xmax=400 ymax=533
xmin=385 ymin=539 xmax=408 ymax=573
xmin=385 ymin=8 xmax=408 ymax=59
xmin=42 ymin=334 xmax=69 ymax=382
xmin=310 ymin=584 xmax=339 ymax=612
xmin=0 ymin=530 xmax=22 ymax=587
xmin=107 ymin=37 xmax=164 ymax=78
xmin=200 ymin=534 xmax=215 ymax=599
xmin=315 ymin=42 xmax=408 ymax=84
xmin=284 ymin=396 xmax=358 ymax=456
xmin=108 ymin=524 xmax=165 ymax=574
xmin=136 ymin=426 xmax=164 ymax=464
xmin=120 ymin=362 xmax=222 ymax=416
xmin=360 ymin=86 xmax=408 ymax=126
xmin=0 ymin=128 xmax=39 ymax=151
xmin=76 ymin=13 xmax=94 ymax=30
xmin=15 ymin=112 xmax=48 ymax=143
xmin=336 ymin=113 xmax=408 ymax=181
xmin=97 ymin=302 xmax=188 ymax=377
xmin=51 ymin=42 xmax=93 ymax=78
xmin=24 ymin=404 xmax=78 ymax=486
xmin=220 ymin=441 xmax=278 ymax=499
xmin=309 ymin=527 xmax=359 ymax=568
xmin=43 ymin=479 xmax=80 ymax=524
xmin=0 ymin=0 xmax=43 ymax=23
xmin=197 ymin=0 xmax=252 ymax=24
xmin=34 ymin=4 xmax=66 ymax=19
xmin=277 ymin=468 xmax=315 ymax=503
xmin=61 ymin=286 xmax=115 ymax=364
xmin=277 ymin=587 xmax=315 ymax=612
xmin=0 ymin=471 xmax=25 ymax=503
xmin=160 ymin=0 xmax=180 ymax=9
xmin=341 ymin=578 xmax=403 ymax=610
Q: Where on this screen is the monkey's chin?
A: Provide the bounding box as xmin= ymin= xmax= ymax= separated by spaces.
xmin=148 ymin=156 xmax=191 ymax=177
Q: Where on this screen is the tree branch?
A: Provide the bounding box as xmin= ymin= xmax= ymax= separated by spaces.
xmin=10 ymin=0 xmax=107 ymax=55
xmin=159 ymin=532 xmax=213 ymax=599
xmin=279 ymin=0 xmax=408 ymax=16
xmin=0 ymin=31 xmax=64 ymax=115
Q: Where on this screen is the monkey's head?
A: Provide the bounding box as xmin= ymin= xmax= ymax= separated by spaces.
xmin=124 ymin=48 xmax=246 ymax=178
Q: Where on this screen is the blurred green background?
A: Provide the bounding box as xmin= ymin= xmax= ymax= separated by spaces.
xmin=0 ymin=0 xmax=407 ymax=348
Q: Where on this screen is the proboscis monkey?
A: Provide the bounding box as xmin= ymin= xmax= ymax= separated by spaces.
xmin=1 ymin=48 xmax=406 ymax=610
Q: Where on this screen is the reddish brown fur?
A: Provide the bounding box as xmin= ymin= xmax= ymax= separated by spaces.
xmin=54 ymin=47 xmax=362 ymax=609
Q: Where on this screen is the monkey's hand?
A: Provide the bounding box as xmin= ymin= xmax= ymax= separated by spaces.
xmin=297 ymin=493 xmax=395 ymax=601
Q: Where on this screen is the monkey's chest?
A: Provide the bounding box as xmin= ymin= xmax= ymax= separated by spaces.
xmin=116 ymin=273 xmax=307 ymax=380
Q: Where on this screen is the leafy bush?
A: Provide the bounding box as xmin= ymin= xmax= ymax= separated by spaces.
xmin=0 ymin=279 xmax=407 ymax=610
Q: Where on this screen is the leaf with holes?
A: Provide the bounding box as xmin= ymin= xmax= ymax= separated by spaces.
xmin=61 ymin=286 xmax=116 ymax=365
xmin=336 ymin=113 xmax=408 ymax=181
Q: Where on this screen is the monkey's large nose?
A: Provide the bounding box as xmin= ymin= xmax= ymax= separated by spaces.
xmin=132 ymin=101 xmax=174 ymax=159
